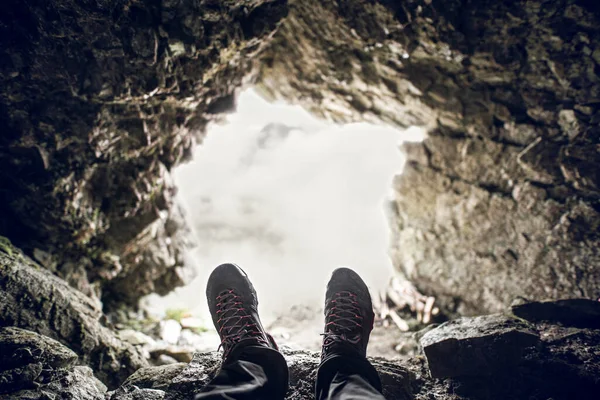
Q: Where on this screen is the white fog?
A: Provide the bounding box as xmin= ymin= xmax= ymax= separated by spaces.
xmin=143 ymin=89 xmax=425 ymax=346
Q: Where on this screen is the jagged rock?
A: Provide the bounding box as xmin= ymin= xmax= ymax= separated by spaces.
xmin=102 ymin=203 xmax=198 ymax=307
xmin=418 ymin=311 xmax=600 ymax=400
xmin=105 ymin=311 xmax=600 ymax=400
xmin=0 ymin=245 xmax=147 ymax=388
xmin=160 ymin=352 xmax=221 ymax=400
xmin=0 ymin=0 xmax=597 ymax=320
xmin=0 ymin=327 xmax=78 ymax=375
xmin=511 ymin=298 xmax=600 ymax=328
xmin=108 ymin=350 xmax=413 ymax=400
xmin=4 ymin=366 xmax=108 ymax=400
xmin=420 ymin=314 xmax=541 ymax=378
xmin=122 ymin=364 xmax=188 ymax=391
xmin=0 ymin=0 xmax=289 ymax=308
xmin=0 ymin=327 xmax=106 ymax=399
xmin=119 ymin=329 xmax=157 ymax=347
xmin=389 ymin=153 xmax=600 ymax=315
xmin=259 ymin=0 xmax=600 ymax=315
xmin=110 ymin=388 xmax=166 ymax=400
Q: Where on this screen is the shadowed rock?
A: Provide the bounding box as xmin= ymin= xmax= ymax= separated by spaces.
xmin=0 ymin=327 xmax=107 ymax=399
xmin=420 ymin=314 xmax=541 ymax=378
xmin=104 ymin=311 xmax=600 ymax=400
xmin=0 ymin=0 xmax=598 ymax=398
xmin=0 ymin=243 xmax=147 ymax=388
xmin=0 ymin=0 xmax=289 ymax=309
xmin=418 ymin=309 xmax=600 ymax=399
xmin=107 ymin=350 xmax=413 ymax=400
xmin=124 ymin=363 xmax=188 ymax=391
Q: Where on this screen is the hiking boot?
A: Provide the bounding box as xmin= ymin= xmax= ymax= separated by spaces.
xmin=206 ymin=263 xmax=278 ymax=361
xmin=320 ymin=267 xmax=375 ymax=360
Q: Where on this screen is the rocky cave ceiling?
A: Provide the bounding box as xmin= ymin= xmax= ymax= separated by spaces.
xmin=1 ymin=1 xmax=600 ymax=399
xmin=0 ymin=0 xmax=599 ymax=317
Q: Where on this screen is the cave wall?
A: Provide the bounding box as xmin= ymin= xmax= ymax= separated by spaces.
xmin=0 ymin=0 xmax=288 ymax=306
xmin=0 ymin=0 xmax=599 ymax=393
xmin=257 ymin=0 xmax=600 ymax=314
xmin=0 ymin=0 xmax=599 ymax=317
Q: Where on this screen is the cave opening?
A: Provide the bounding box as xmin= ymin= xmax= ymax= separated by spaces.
xmin=1 ymin=1 xmax=599 ymax=397
xmin=141 ymin=88 xmax=426 ymax=353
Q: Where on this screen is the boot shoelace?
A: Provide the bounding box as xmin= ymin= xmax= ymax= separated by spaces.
xmin=321 ymin=291 xmax=363 ymax=350
xmin=215 ymin=289 xmax=268 ymax=358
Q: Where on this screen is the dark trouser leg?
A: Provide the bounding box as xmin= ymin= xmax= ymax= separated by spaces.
xmin=315 ymin=355 xmax=386 ymax=400
xmin=195 ymin=346 xmax=289 ymax=400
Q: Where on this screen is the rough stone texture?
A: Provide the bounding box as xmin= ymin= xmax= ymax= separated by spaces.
xmin=0 ymin=1 xmax=598 ymax=398
xmin=3 ymin=310 xmax=595 ymax=399
xmin=419 ymin=310 xmax=600 ymax=400
xmin=0 ymin=0 xmax=289 ymax=307
xmin=0 ymin=241 xmax=147 ymax=388
xmin=257 ymin=0 xmax=600 ymax=314
xmin=108 ymin=350 xmax=413 ymax=400
xmin=0 ymin=327 xmax=78 ymax=373
xmin=420 ymin=314 xmax=541 ymax=378
xmin=111 ymin=388 xmax=167 ymax=400
xmin=0 ymin=327 xmax=107 ymax=400
xmin=122 ymin=363 xmax=188 ymax=391
xmin=0 ymin=0 xmax=598 ymax=318
xmin=108 ymin=364 xmax=186 ymax=400
xmin=0 ymin=327 xmax=77 ymax=394
xmin=390 ymin=137 xmax=600 ymax=315
xmin=104 ymin=304 xmax=600 ymax=400
xmin=4 ymin=366 xmax=107 ymax=400
xmin=511 ymin=298 xmax=600 ymax=328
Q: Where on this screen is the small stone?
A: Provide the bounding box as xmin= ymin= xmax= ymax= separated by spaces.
xmin=0 ymin=327 xmax=78 ymax=370
xmin=179 ymin=317 xmax=204 ymax=330
xmin=420 ymin=314 xmax=540 ymax=378
xmin=178 ymin=329 xmax=220 ymax=352
xmin=160 ymin=320 xmax=182 ymax=345
xmin=150 ymin=346 xmax=193 ymax=363
xmin=118 ymin=329 xmax=156 ymax=346
xmin=156 ymin=354 xmax=179 ymax=365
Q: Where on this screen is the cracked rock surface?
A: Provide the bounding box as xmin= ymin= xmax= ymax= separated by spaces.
xmin=257 ymin=0 xmax=600 ymax=314
xmin=0 ymin=0 xmax=599 ymax=398
xmin=1 ymin=237 xmax=598 ymax=398
xmin=102 ymin=300 xmax=599 ymax=400
xmin=0 ymin=242 xmax=147 ymax=388
xmin=0 ymin=327 xmax=107 ymax=400
xmin=0 ymin=0 xmax=598 ymax=316
xmin=0 ymin=0 xmax=288 ymax=308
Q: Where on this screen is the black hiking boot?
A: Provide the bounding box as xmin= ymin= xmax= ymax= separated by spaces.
xmin=320 ymin=267 xmax=375 ymax=361
xmin=206 ymin=263 xmax=278 ymax=362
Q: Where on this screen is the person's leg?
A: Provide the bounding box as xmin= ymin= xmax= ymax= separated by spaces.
xmin=196 ymin=263 xmax=289 ymax=400
xmin=315 ymin=268 xmax=386 ymax=400
xmin=195 ymin=345 xmax=288 ymax=399
xmin=316 ymin=355 xmax=385 ymax=400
